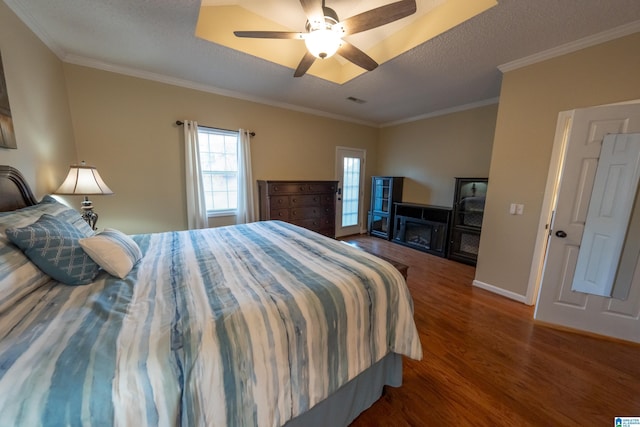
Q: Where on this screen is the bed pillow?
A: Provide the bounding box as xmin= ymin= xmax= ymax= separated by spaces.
xmin=5 ymin=214 xmax=100 ymax=286
xmin=0 ymin=195 xmax=95 ymax=236
xmin=0 ymin=196 xmax=96 ymax=309
xmin=79 ymin=228 xmax=142 ymax=279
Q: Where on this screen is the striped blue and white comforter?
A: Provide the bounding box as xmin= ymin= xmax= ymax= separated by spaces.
xmin=0 ymin=221 xmax=422 ymax=426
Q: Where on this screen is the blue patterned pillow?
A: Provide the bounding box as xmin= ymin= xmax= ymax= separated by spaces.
xmin=0 ymin=195 xmax=96 ymax=236
xmin=0 ymin=195 xmax=96 ymax=309
xmin=5 ymin=214 xmax=100 ymax=286
xmin=79 ymin=228 xmax=142 ymax=279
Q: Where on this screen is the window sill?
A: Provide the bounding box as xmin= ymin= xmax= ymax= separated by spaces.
xmin=207 ymin=210 xmax=237 ymax=218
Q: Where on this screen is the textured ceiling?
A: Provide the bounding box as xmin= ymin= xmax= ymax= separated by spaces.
xmin=195 ymin=0 xmax=493 ymax=84
xmin=3 ymin=0 xmax=640 ymax=126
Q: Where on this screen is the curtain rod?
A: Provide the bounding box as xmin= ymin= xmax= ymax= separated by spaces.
xmin=175 ymin=120 xmax=255 ymax=137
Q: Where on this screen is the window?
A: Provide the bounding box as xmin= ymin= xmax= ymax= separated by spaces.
xmin=197 ymin=127 xmax=238 ymax=215
xmin=341 ymin=156 xmax=361 ymax=227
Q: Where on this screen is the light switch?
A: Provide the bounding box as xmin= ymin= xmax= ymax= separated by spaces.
xmin=509 ymin=203 xmax=517 ymax=215
xmin=516 ymin=204 xmax=524 ymax=215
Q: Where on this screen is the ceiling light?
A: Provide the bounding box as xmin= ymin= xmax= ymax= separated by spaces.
xmin=304 ymin=28 xmax=342 ymax=59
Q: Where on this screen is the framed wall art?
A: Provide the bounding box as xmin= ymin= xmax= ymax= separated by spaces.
xmin=0 ymin=52 xmax=17 ymax=149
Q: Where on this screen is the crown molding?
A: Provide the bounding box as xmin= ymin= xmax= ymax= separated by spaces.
xmin=62 ymin=54 xmax=378 ymax=128
xmin=499 ymin=20 xmax=640 ymax=73
xmin=380 ymin=97 xmax=500 ymax=128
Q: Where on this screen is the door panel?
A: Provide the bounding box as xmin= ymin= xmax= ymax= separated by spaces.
xmin=571 ymin=159 xmax=598 ymax=224
xmin=535 ymin=103 xmax=640 ymax=343
xmin=555 ymin=244 xmax=587 ymax=307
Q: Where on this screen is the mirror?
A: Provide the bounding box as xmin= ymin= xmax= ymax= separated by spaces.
xmin=612 ymin=186 xmax=640 ymax=300
xmin=571 ymin=133 xmax=640 ymax=298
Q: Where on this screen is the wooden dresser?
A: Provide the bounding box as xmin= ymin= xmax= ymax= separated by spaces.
xmin=257 ymin=180 xmax=338 ymax=238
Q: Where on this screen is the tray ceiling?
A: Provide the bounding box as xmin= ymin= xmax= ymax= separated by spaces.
xmin=3 ymin=0 xmax=640 ymax=125
xmin=196 ymin=0 xmax=495 ymax=84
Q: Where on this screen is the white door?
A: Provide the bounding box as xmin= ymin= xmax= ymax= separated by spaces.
xmin=534 ymin=103 xmax=640 ymax=343
xmin=335 ymin=147 xmax=365 ymax=237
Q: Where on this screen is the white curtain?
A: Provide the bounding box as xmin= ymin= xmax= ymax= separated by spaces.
xmin=184 ymin=120 xmax=208 ymax=229
xmin=236 ymin=129 xmax=256 ymax=224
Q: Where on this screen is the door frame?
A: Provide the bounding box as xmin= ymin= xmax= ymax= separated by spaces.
xmin=526 ymin=99 xmax=640 ymax=306
xmin=335 ymin=146 xmax=367 ymax=237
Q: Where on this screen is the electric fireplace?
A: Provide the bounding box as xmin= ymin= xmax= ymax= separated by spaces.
xmin=392 ymin=203 xmax=452 ymax=257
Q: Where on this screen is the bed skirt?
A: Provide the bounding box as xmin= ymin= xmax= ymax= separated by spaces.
xmin=284 ymin=352 xmax=403 ymax=427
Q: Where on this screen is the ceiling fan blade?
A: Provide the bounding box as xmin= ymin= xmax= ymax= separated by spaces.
xmin=337 ymin=0 xmax=417 ymax=36
xmin=299 ymin=0 xmax=324 ymax=23
xmin=294 ymin=51 xmax=316 ymax=77
xmin=337 ymin=42 xmax=378 ymax=71
xmin=234 ymin=31 xmax=303 ymax=40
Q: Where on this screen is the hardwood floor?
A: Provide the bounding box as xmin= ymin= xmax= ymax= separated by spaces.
xmin=343 ymin=235 xmax=640 ymax=427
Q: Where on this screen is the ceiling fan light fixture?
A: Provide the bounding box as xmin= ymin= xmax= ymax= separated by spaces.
xmin=233 ymin=0 xmax=418 ymax=77
xmin=304 ymin=28 xmax=342 ymax=59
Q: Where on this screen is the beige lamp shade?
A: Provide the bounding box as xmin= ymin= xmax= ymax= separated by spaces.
xmin=55 ymin=163 xmax=114 ymax=195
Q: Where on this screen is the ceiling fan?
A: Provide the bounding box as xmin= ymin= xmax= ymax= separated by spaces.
xmin=234 ymin=0 xmax=417 ymax=77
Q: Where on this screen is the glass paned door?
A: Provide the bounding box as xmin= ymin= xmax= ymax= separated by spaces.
xmin=342 ymin=156 xmax=361 ymax=227
xmin=335 ymin=147 xmax=366 ymax=237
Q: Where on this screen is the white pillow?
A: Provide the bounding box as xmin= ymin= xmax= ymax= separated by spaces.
xmin=79 ymin=228 xmax=142 ymax=279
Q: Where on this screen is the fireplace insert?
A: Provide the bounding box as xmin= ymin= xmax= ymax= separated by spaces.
xmin=392 ymin=203 xmax=452 ymax=257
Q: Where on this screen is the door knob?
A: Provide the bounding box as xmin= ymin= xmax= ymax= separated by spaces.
xmin=555 ymin=230 xmax=567 ymax=238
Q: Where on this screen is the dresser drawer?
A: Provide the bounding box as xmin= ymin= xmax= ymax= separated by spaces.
xmin=269 ymin=195 xmax=290 ymax=208
xmin=290 ymin=206 xmax=323 ymax=219
xmin=306 ymin=182 xmax=337 ymax=194
xmin=267 ymin=183 xmax=307 ymax=194
xmin=290 ymin=194 xmax=334 ymax=206
xmin=292 ymin=216 xmax=335 ymax=231
xmin=290 ymin=194 xmax=323 ymax=207
xmin=267 ymin=182 xmax=337 ymax=195
xmin=269 ymin=209 xmax=290 ymax=220
xmin=320 ymin=194 xmax=335 ymax=205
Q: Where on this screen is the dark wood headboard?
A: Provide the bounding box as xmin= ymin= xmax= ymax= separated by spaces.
xmin=0 ymin=165 xmax=38 ymax=212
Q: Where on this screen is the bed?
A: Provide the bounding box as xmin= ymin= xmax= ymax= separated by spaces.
xmin=0 ymin=165 xmax=422 ymax=427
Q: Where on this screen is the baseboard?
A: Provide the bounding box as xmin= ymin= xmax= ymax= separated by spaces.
xmin=533 ymin=319 xmax=640 ymax=346
xmin=472 ymin=280 xmax=529 ymax=305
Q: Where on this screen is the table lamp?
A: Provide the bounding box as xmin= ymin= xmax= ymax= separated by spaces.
xmin=54 ymin=161 xmax=113 ymax=230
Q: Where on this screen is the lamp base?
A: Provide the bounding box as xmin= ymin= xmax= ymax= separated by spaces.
xmin=81 ymin=196 xmax=99 ymax=231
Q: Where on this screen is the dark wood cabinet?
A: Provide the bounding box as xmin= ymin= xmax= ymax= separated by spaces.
xmin=257 ymin=180 xmax=338 ymax=237
xmin=368 ymin=176 xmax=403 ymax=240
xmin=449 ymin=178 xmax=488 ymax=265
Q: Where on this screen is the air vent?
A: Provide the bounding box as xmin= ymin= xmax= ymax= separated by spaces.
xmin=346 ymin=96 xmax=366 ymax=104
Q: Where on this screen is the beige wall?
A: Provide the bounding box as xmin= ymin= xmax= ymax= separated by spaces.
xmin=5 ymin=0 xmax=638 ymax=306
xmin=476 ymin=32 xmax=640 ymax=298
xmin=0 ymin=3 xmax=77 ymax=196
xmin=63 ymin=64 xmax=379 ymax=234
xmin=378 ymin=104 xmax=497 ymax=207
